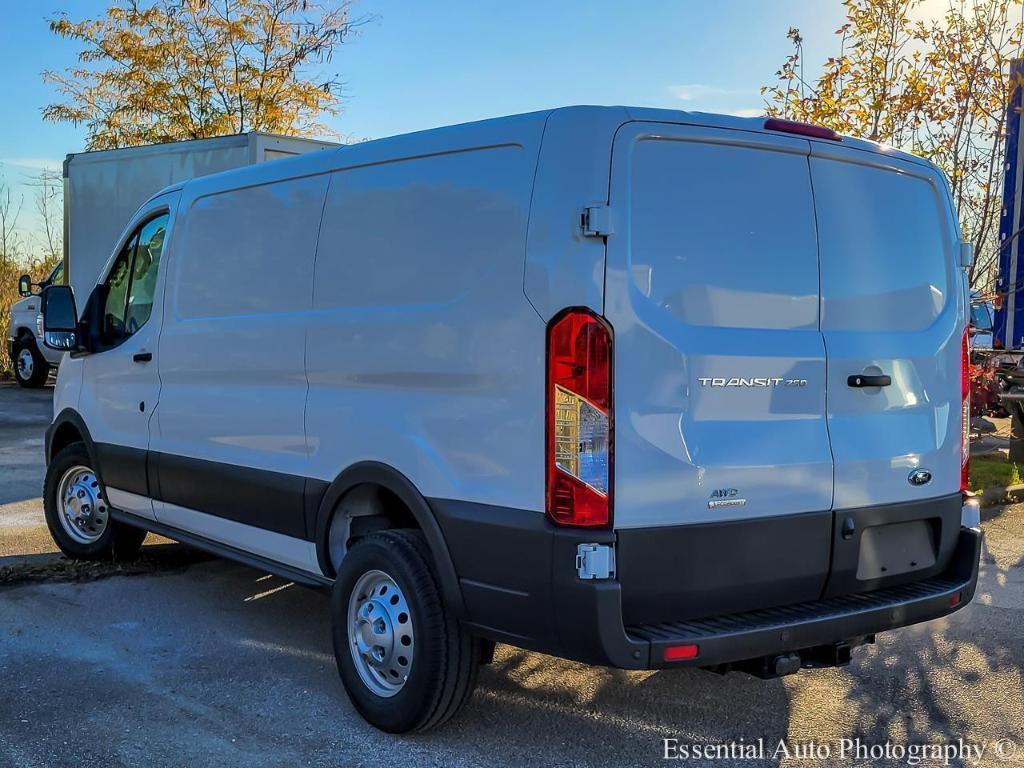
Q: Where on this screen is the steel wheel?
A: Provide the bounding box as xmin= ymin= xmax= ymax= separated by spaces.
xmin=56 ymin=465 xmax=108 ymax=545
xmin=16 ymin=347 xmax=34 ymax=381
xmin=347 ymin=569 xmax=415 ymax=697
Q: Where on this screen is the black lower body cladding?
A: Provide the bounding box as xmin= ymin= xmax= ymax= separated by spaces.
xmin=65 ymin=424 xmax=980 ymax=673
xmin=91 ymin=442 xmax=327 ymax=541
xmin=430 ymin=496 xmax=981 ymax=671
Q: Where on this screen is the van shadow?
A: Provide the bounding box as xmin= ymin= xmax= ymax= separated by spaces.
xmin=796 ymin=529 xmax=1024 ymax=755
xmin=129 ymin=512 xmax=1023 ymax=768
xmin=197 ymin=560 xmax=796 ymax=766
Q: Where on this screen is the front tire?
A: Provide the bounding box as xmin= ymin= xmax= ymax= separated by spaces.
xmin=43 ymin=442 xmax=147 ymax=561
xmin=331 ymin=529 xmax=481 ymax=733
xmin=13 ymin=337 xmax=48 ymax=388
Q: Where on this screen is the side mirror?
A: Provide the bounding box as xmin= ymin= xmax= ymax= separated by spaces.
xmin=960 ymin=242 xmax=974 ymax=268
xmin=17 ymin=274 xmax=32 ymax=297
xmin=41 ymin=285 xmax=81 ymax=352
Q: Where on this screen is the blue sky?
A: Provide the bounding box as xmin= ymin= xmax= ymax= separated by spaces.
xmin=0 ymin=0 xmax=860 ymax=240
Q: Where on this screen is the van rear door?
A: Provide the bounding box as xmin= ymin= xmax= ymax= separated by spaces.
xmin=809 ymin=144 xmax=965 ymax=596
xmin=605 ymin=123 xmax=835 ymax=622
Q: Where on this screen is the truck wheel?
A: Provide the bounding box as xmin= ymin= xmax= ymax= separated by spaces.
xmin=331 ymin=529 xmax=481 ymax=733
xmin=13 ymin=337 xmax=48 ymax=388
xmin=43 ymin=442 xmax=147 ymax=561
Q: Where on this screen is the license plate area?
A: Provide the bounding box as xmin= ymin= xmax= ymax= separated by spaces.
xmin=823 ymin=494 xmax=961 ymax=598
xmin=856 ymin=520 xmax=936 ymax=580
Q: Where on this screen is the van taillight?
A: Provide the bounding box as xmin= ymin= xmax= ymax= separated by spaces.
xmin=961 ymin=327 xmax=970 ymax=494
xmin=546 ymin=309 xmax=612 ymax=527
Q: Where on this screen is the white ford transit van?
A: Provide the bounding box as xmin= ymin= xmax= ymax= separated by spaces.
xmin=39 ymin=107 xmax=982 ymax=733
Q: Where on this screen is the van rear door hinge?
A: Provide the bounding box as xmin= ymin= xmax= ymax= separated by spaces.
xmin=576 ymin=543 xmax=616 ymax=580
xmin=581 ymin=205 xmax=614 ymax=238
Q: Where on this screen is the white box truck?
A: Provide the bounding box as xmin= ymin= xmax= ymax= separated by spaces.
xmin=9 ymin=132 xmax=336 ymax=386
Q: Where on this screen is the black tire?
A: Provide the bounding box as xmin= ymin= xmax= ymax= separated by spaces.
xmin=43 ymin=442 xmax=147 ymax=561
xmin=13 ymin=336 xmax=48 ymax=388
xmin=332 ymin=529 xmax=481 ymax=733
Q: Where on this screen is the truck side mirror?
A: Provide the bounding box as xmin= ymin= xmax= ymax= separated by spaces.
xmin=41 ymin=285 xmax=82 ymax=352
xmin=17 ymin=274 xmax=32 ymax=297
xmin=960 ymin=242 xmax=974 ymax=268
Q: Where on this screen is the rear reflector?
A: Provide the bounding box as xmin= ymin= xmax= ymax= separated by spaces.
xmin=663 ymin=644 xmax=700 ymax=661
xmin=950 ymin=592 xmax=962 ymax=607
xmin=546 ymin=308 xmax=613 ymax=528
xmin=764 ymin=117 xmax=842 ymax=142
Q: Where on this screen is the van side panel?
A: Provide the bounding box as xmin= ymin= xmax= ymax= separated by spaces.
xmin=153 ymin=173 xmax=330 ymax=538
xmin=306 ymin=134 xmax=546 ymax=512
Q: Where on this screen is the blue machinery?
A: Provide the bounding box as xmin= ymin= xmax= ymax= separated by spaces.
xmin=995 ymin=59 xmax=1024 ymax=349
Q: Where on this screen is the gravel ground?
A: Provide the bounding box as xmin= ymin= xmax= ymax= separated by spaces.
xmin=1 ymin=382 xmax=1023 ymax=767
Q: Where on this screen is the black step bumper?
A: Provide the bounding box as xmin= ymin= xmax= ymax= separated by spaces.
xmin=430 ymin=499 xmax=982 ymax=671
xmin=626 ymin=527 xmax=980 ymax=669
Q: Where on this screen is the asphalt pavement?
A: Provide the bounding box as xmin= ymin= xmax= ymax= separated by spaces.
xmin=1 ymin=382 xmax=1023 ymax=767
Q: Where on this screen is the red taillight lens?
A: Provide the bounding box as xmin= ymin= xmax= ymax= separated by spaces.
xmin=764 ymin=117 xmax=842 ymax=142
xmin=546 ymin=308 xmax=612 ymax=527
xmin=961 ymin=327 xmax=970 ymax=494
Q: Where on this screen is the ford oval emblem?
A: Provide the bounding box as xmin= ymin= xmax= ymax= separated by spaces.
xmin=909 ymin=469 xmax=932 ymax=486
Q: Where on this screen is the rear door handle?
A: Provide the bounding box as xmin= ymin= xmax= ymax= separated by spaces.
xmin=848 ymin=374 xmax=891 ymax=388
xmin=132 ymin=352 xmax=153 ymax=363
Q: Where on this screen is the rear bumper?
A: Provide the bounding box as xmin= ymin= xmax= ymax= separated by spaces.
xmin=431 ymin=499 xmax=981 ymax=671
xmin=627 ymin=526 xmax=980 ymax=669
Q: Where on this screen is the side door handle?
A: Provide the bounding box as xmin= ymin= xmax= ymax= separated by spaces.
xmin=847 ymin=374 xmax=891 ymax=388
xmin=132 ymin=352 xmax=153 ymax=364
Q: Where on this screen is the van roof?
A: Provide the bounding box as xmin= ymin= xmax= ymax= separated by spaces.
xmin=158 ymin=105 xmax=936 ymax=202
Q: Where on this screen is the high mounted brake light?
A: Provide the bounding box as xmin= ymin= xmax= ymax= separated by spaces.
xmin=764 ymin=117 xmax=842 ymax=142
xmin=546 ymin=308 xmax=613 ymax=528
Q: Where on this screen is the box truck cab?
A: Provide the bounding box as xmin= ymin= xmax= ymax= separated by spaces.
xmin=9 ymin=262 xmax=65 ymax=387
xmin=38 ymin=107 xmax=982 ymax=733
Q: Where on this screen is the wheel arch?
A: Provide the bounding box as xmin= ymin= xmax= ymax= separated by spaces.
xmin=315 ymin=461 xmax=466 ymax=619
xmin=46 ymin=409 xmax=98 ymax=469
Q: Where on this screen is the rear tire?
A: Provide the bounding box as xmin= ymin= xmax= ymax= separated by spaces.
xmin=331 ymin=529 xmax=481 ymax=733
xmin=43 ymin=442 xmax=147 ymax=561
xmin=13 ymin=337 xmax=48 ymax=388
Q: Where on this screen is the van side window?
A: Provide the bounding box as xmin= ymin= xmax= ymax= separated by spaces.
xmin=99 ymin=212 xmax=169 ymax=348
xmin=125 ymin=215 xmax=168 ymax=333
xmin=102 ymin=236 xmax=137 ymax=344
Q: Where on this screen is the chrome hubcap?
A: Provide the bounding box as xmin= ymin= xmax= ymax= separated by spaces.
xmin=57 ymin=465 xmax=108 ymax=544
xmin=16 ymin=348 xmax=34 ymax=380
xmin=347 ymin=570 xmax=414 ymax=697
